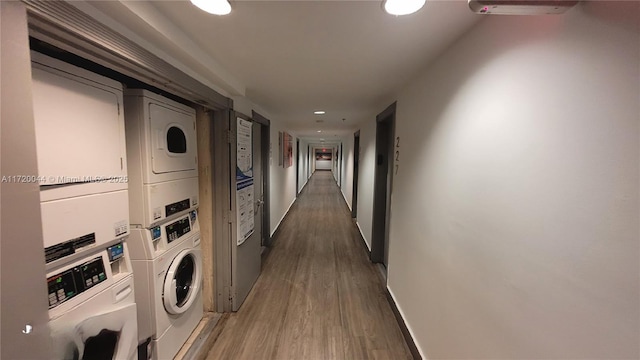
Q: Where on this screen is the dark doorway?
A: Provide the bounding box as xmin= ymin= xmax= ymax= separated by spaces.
xmin=307 ymin=145 xmax=311 ymax=179
xmin=371 ymin=103 xmax=396 ymax=269
xmin=339 ymin=143 xmax=343 ymax=187
xmin=296 ymin=138 xmax=300 ymax=196
xmin=351 ymin=131 xmax=360 ymax=219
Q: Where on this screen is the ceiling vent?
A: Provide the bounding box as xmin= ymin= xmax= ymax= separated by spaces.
xmin=468 ymin=0 xmax=579 ymax=15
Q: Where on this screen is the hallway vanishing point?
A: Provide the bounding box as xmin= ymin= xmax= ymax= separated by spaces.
xmin=204 ymin=171 xmax=412 ymax=359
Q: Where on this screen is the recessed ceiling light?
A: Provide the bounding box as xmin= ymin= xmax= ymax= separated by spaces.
xmin=383 ymin=0 xmax=425 ymax=15
xmin=190 ymin=0 xmax=232 ymax=15
xmin=317 ymin=130 xmax=322 ymax=133
xmin=314 ymin=111 xmax=325 ymax=115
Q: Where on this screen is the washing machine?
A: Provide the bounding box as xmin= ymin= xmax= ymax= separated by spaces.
xmin=131 ymin=229 xmax=203 ymax=360
xmin=124 ymin=89 xmax=199 ymax=228
xmin=31 ymin=52 xmax=130 ymax=267
xmin=47 ymin=242 xmax=138 ymax=360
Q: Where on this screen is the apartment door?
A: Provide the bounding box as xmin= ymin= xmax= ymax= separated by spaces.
xmin=371 ymin=103 xmax=396 ymax=269
xmin=231 ymin=113 xmax=262 ymax=310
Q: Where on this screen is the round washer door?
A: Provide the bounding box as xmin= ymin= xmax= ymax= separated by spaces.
xmin=163 ymin=249 xmax=202 ymax=315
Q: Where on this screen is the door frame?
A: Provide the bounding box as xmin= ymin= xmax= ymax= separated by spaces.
xmin=212 ymin=109 xmax=234 ymax=312
xmin=370 ymin=102 xmax=396 ymax=267
xmin=252 ymin=111 xmax=271 ymax=247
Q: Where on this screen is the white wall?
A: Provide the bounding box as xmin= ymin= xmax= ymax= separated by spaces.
xmin=340 ymin=135 xmax=355 ymax=210
xmin=268 ymin=124 xmax=298 ymax=235
xmin=315 ymin=161 xmax=332 ymax=170
xmin=297 ymin=138 xmax=311 ymax=193
xmin=386 ymin=3 xmax=639 ymax=358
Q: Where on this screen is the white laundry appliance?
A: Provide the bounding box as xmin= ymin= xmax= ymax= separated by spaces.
xmin=47 ymin=242 xmax=138 ymax=360
xmin=31 ymin=52 xmax=130 ymax=267
xmin=130 ymin=211 xmax=203 ymax=360
xmin=124 ymin=89 xmax=199 ymax=228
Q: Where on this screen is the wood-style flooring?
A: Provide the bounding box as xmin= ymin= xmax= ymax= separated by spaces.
xmin=204 ymin=171 xmax=412 ymax=360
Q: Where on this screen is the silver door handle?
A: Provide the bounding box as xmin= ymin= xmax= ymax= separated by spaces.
xmin=256 ymin=199 xmax=264 ymax=206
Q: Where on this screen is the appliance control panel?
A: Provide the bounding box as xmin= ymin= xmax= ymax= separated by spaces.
xmin=166 ymin=216 xmax=191 ymax=244
xmin=165 ymin=198 xmax=190 ymax=218
xmin=107 ymin=242 xmax=124 ymax=262
xmin=151 ymin=226 xmax=162 ymax=241
xmin=47 ymin=257 xmax=107 ymax=309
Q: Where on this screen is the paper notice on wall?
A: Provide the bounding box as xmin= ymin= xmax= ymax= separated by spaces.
xmin=236 ymin=118 xmax=253 ymax=181
xmin=236 ymin=117 xmax=255 ymax=245
xmin=237 ymin=179 xmax=255 ymax=245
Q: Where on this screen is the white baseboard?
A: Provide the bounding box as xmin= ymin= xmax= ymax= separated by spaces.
xmin=356 ymin=221 xmax=371 ymax=251
xmin=340 ymin=188 xmax=352 ymax=211
xmin=270 ymin=197 xmax=296 ymax=237
xmin=298 ymin=178 xmax=309 ymax=195
xmin=387 ymin=286 xmax=426 ymax=359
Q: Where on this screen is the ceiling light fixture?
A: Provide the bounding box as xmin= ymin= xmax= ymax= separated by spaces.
xmin=314 ymin=111 xmax=326 ymax=115
xmin=317 ymin=130 xmax=322 ymax=133
xmin=190 ymin=0 xmax=232 ymax=15
xmin=383 ymin=0 xmax=425 ymax=15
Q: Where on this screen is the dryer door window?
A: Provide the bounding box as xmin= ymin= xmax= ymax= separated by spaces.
xmin=163 ymin=248 xmax=202 ymax=315
xmin=167 ymin=126 xmax=187 ymax=154
xmin=149 ymin=103 xmax=196 ymax=174
xmin=175 ymin=254 xmax=194 ymax=306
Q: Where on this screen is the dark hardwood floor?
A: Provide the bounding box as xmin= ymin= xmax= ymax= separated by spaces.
xmin=204 ymin=171 xmax=412 ymax=360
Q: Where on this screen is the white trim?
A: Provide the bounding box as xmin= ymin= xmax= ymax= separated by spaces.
xmin=298 ymin=178 xmax=309 ymax=195
xmin=356 ymin=221 xmax=371 ymax=251
xmin=341 ymin=188 xmax=352 ymax=211
xmin=387 ymin=286 xmax=427 ymax=360
xmin=270 ymin=198 xmax=296 ymax=237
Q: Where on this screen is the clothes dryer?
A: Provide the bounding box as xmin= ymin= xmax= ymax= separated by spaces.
xmin=124 ymin=89 xmax=197 ymax=185
xmin=31 ymin=51 xmax=128 ymax=201
xmin=31 ymin=52 xmax=130 ymax=268
xmin=124 ymin=90 xmax=199 ymax=228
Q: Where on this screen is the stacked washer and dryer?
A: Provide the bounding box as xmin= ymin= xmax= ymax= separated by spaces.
xmin=31 ymin=52 xmax=138 ymax=360
xmin=124 ymin=90 xmax=204 ymax=360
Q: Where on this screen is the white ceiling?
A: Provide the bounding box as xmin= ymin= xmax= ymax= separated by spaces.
xmin=81 ymin=0 xmax=482 ymax=139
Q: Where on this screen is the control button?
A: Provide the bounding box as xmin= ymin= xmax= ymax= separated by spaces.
xmin=86 ymin=279 xmax=93 ymax=286
xmin=57 ymin=289 xmax=64 ymax=297
xmin=99 ymin=273 xmax=106 ymax=280
xmin=49 ymin=297 xmax=57 ymax=306
xmin=58 ymin=294 xmax=66 ymax=301
xmin=92 ymin=275 xmax=99 ymax=283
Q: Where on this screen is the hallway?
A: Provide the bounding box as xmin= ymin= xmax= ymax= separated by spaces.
xmin=204 ymin=171 xmax=412 ymax=359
